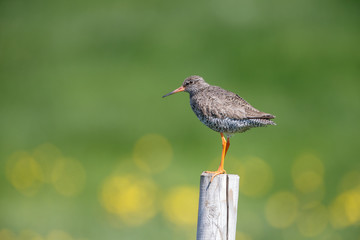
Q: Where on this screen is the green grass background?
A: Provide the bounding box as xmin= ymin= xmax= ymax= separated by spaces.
xmin=0 ymin=0 xmax=359 ymax=239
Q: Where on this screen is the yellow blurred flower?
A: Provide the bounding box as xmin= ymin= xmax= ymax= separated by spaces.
xmin=292 ymin=153 xmax=324 ymax=194
xmin=265 ymin=191 xmax=299 ymax=229
xmin=296 ymin=203 xmax=328 ymax=237
xmin=100 ymin=174 xmax=157 ymax=226
xmin=237 ymin=156 xmax=273 ymax=197
xmin=51 ymin=158 xmax=86 ymax=197
xmin=33 ymin=143 xmax=62 ymax=183
xmin=6 ymin=151 xmax=44 ymax=196
xmin=163 ymin=186 xmax=198 ymax=227
xmin=329 ymin=190 xmax=360 ymax=229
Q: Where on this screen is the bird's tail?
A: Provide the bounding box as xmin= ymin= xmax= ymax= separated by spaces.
xmin=248 ymin=113 xmax=275 ymax=119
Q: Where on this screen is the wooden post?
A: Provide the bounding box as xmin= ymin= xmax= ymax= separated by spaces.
xmin=196 ymin=172 xmax=240 ymax=240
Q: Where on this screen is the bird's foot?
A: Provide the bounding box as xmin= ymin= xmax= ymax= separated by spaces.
xmin=205 ymin=169 xmax=227 ymax=182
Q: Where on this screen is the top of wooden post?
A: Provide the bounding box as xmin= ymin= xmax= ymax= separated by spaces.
xmin=197 ymin=172 xmax=240 ymax=240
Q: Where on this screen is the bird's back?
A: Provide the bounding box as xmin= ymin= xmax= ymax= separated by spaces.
xmin=190 ymin=85 xmax=275 ymax=134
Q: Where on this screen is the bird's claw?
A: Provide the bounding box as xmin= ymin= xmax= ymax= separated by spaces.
xmin=205 ymin=169 xmax=227 ymax=182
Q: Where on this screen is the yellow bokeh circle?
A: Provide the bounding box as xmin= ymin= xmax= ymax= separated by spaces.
xmin=6 ymin=151 xmax=44 ymax=196
xmin=329 ymin=190 xmax=360 ymax=229
xmin=296 ymin=204 xmax=328 ymax=237
xmin=265 ymin=191 xmax=299 ymax=229
xmin=51 ymin=158 xmax=86 ymax=197
xmin=297 ymin=185 xmax=326 ymax=208
xmin=33 ymin=143 xmax=62 ymax=183
xmin=133 ymin=134 xmax=173 ymax=174
xmin=238 ymin=156 xmax=273 ymax=197
xmin=292 ymin=153 xmax=324 ymax=194
xmin=163 ymin=186 xmax=198 ymax=227
xmin=100 ymin=175 xmax=157 ymax=226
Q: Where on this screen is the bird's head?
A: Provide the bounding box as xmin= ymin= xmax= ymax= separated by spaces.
xmin=162 ymin=75 xmax=209 ymax=98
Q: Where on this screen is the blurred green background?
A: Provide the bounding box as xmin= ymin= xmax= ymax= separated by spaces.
xmin=1 ymin=0 xmax=360 ymax=239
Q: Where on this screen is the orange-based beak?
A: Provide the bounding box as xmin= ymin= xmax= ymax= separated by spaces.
xmin=162 ymin=86 xmax=185 ymax=98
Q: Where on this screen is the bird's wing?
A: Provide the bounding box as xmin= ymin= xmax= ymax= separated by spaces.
xmin=203 ymin=86 xmax=275 ymax=120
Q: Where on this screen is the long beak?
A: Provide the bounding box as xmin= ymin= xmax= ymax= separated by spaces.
xmin=162 ymin=86 xmax=185 ymax=98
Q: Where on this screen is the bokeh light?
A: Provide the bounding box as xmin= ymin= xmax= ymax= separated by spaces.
xmin=265 ymin=191 xmax=299 ymax=229
xmin=100 ymin=174 xmax=157 ymax=226
xmin=296 ymin=203 xmax=328 ymax=237
xmin=33 ymin=143 xmax=62 ymax=183
xmin=0 ymin=0 xmax=359 ymax=238
xmin=133 ymin=134 xmax=173 ymax=174
xmin=237 ymin=156 xmax=273 ymax=197
xmin=296 ymin=185 xmax=326 ymax=207
xmin=329 ymin=190 xmax=360 ymax=229
xmin=163 ymin=186 xmax=198 ymax=227
xmin=292 ymin=153 xmax=324 ymax=194
xmin=51 ymin=158 xmax=86 ymax=197
xmin=6 ymin=151 xmax=44 ymax=196
xmin=5 ymin=144 xmax=87 ymax=197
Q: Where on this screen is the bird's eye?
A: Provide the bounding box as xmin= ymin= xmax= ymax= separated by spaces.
xmin=189 ymin=81 xmax=193 ymax=84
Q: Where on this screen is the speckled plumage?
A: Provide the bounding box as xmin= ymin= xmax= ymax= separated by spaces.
xmin=180 ymin=76 xmax=276 ymax=136
xmin=162 ymin=75 xmax=276 ymax=180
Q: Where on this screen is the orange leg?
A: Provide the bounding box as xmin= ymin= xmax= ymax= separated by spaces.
xmin=225 ymin=136 xmax=230 ymax=156
xmin=205 ymin=133 xmax=230 ymax=182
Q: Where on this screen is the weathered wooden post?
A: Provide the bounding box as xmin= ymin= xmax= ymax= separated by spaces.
xmin=196 ymin=172 xmax=240 ymax=240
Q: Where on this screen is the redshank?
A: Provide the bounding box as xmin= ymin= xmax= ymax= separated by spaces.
xmin=162 ymin=75 xmax=276 ymax=181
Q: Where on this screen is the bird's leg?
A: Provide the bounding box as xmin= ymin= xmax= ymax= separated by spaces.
xmin=218 ymin=133 xmax=227 ymax=171
xmin=205 ymin=133 xmax=227 ymax=182
xmin=225 ymin=136 xmax=230 ymax=157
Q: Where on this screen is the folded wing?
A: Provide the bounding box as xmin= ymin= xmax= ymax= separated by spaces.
xmin=203 ymin=86 xmax=275 ymax=120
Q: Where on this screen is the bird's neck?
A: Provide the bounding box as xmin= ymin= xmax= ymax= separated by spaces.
xmin=188 ymin=84 xmax=210 ymax=96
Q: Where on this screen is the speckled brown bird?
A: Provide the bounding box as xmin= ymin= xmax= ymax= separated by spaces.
xmin=162 ymin=75 xmax=276 ymax=181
